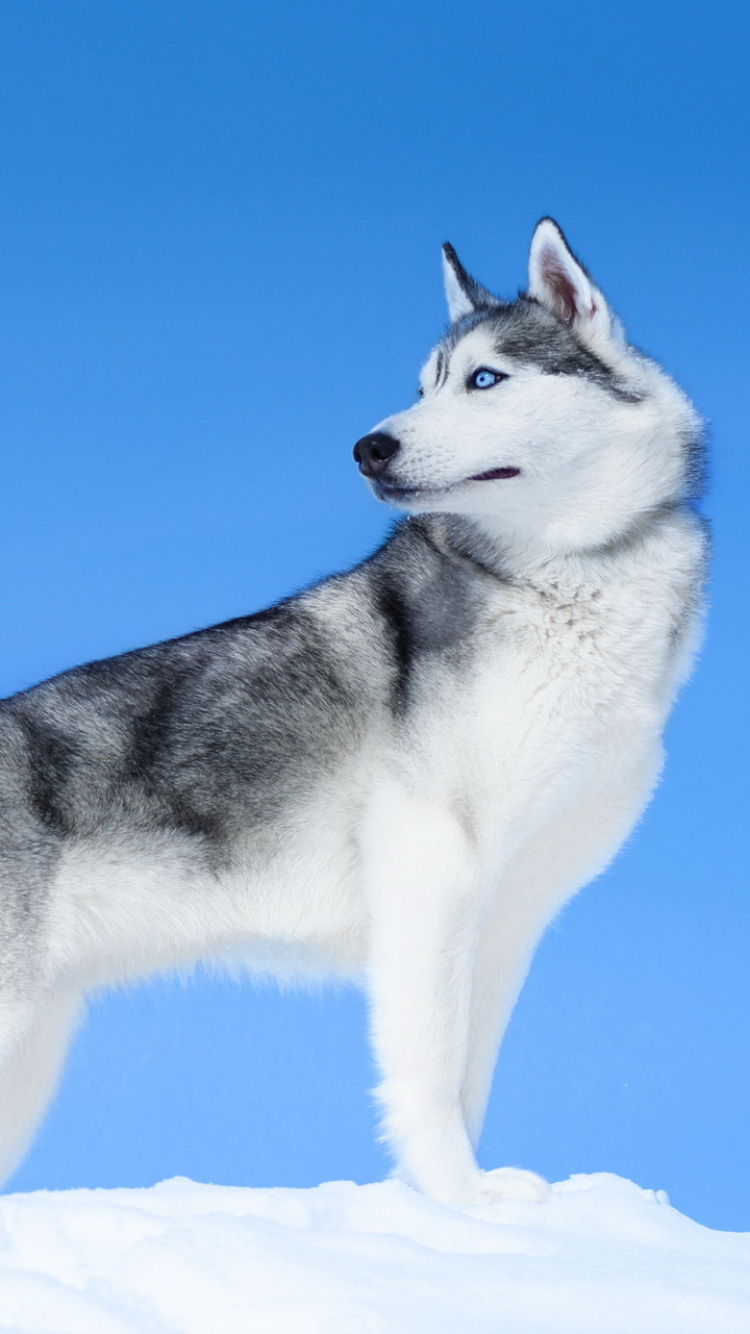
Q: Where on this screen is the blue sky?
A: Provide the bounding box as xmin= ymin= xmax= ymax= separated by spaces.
xmin=1 ymin=1 xmax=748 ymax=1230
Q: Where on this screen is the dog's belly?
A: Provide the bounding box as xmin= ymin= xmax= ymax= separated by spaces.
xmin=45 ymin=781 xmax=369 ymax=989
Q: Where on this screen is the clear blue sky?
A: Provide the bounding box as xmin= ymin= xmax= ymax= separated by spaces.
xmin=1 ymin=1 xmax=748 ymax=1231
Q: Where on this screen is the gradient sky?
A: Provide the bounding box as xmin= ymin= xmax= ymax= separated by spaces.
xmin=0 ymin=1 xmax=748 ymax=1231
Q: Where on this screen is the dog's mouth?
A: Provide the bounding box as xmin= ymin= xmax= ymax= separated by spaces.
xmin=469 ymin=466 xmax=521 ymax=482
xmin=374 ymin=480 xmax=436 ymax=503
xmin=375 ymin=467 xmax=521 ymax=503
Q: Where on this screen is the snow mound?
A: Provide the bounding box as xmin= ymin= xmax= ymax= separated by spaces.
xmin=0 ymin=1173 xmax=747 ymax=1333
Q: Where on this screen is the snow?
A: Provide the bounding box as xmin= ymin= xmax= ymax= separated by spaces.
xmin=0 ymin=1173 xmax=747 ymax=1333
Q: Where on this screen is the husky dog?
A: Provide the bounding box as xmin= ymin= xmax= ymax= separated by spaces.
xmin=0 ymin=220 xmax=705 ymax=1207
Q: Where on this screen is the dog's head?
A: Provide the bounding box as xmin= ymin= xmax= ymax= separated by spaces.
xmin=354 ymin=220 xmax=702 ymax=553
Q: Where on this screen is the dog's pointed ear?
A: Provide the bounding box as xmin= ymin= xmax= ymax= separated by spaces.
xmin=442 ymin=243 xmax=498 ymax=322
xmin=528 ymin=219 xmax=624 ymax=349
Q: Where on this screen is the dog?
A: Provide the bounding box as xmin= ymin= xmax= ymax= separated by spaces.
xmin=0 ymin=219 xmax=706 ymax=1206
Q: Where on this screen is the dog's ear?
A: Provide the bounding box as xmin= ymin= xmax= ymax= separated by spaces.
xmin=528 ymin=219 xmax=624 ymax=349
xmin=442 ymin=243 xmax=498 ymax=322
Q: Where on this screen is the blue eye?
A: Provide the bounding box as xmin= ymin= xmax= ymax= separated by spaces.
xmin=470 ymin=368 xmax=507 ymax=390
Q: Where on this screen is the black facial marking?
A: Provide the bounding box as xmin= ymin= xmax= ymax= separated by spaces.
xmin=434 ymin=346 xmax=451 ymax=389
xmin=439 ymin=299 xmax=642 ymax=402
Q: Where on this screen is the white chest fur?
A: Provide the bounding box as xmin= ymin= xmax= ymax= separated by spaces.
xmin=398 ymin=513 xmax=704 ymax=889
xmin=356 ymin=512 xmax=706 ymax=1209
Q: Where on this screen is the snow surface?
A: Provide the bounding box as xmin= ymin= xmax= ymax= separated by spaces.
xmin=0 ymin=1173 xmax=747 ymax=1333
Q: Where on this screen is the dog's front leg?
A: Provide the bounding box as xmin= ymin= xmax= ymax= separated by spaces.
xmin=362 ymin=788 xmax=546 ymax=1208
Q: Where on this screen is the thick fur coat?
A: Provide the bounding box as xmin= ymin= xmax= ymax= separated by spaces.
xmin=0 ymin=220 xmax=706 ymax=1206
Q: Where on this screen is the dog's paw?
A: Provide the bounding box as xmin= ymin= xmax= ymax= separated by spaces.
xmin=477 ymin=1167 xmax=549 ymax=1204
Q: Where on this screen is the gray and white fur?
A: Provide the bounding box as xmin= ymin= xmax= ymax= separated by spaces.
xmin=0 ymin=219 xmax=706 ymax=1205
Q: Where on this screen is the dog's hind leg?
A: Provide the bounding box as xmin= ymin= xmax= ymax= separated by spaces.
xmin=0 ymin=988 xmax=82 ymax=1186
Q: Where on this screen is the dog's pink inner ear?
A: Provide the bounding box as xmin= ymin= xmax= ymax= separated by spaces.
xmin=538 ymin=245 xmax=593 ymax=326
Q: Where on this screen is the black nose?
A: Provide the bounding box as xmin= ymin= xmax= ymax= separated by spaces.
xmin=352 ymin=431 xmax=400 ymax=479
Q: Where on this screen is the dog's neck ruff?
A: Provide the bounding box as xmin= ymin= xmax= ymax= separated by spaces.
xmin=414 ymin=505 xmax=698 ymax=595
